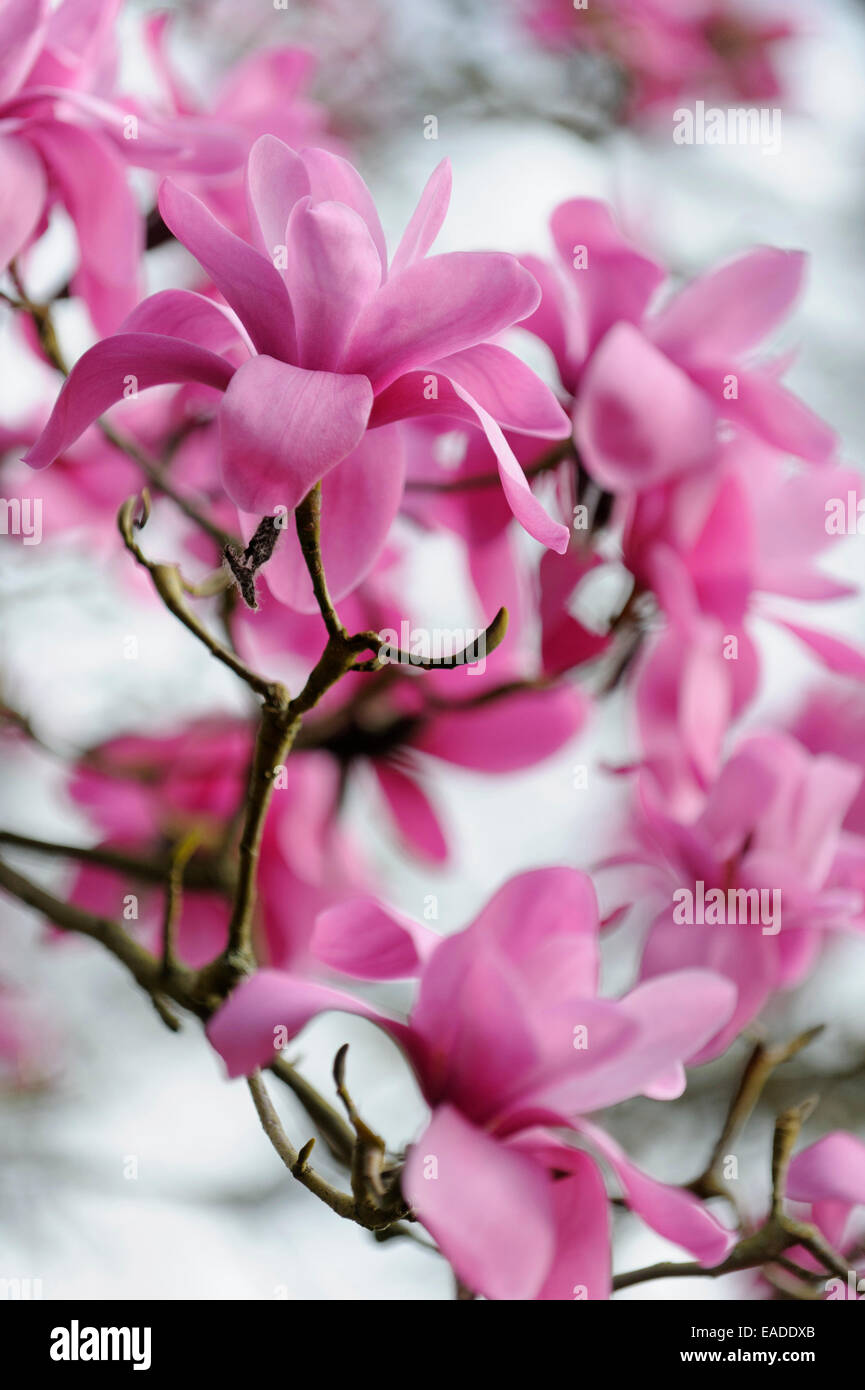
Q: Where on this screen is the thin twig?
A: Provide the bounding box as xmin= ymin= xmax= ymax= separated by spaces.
xmin=690 ymin=1027 xmax=825 ymax=1202
xmin=118 ymin=494 xmax=282 ymax=701
xmin=245 ymin=1072 xmax=358 ymax=1222
xmin=295 ymin=484 xmax=344 ymax=639
xmin=0 ymin=829 xmax=232 ymax=894
xmin=161 ymin=830 xmax=202 ymax=976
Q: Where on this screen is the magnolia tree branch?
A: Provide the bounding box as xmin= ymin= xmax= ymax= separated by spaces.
xmin=613 ymin=1092 xmax=848 ymax=1293
xmin=225 ymin=690 xmax=297 ymax=964
xmin=246 ymin=1071 xmax=357 ymax=1220
xmin=295 ymin=485 xmax=344 ymax=640
xmin=689 ymin=1026 xmax=825 ymax=1204
xmin=246 ymin=1070 xmax=408 ymax=1230
xmin=118 ymin=495 xmax=279 ymax=700
xmin=0 ymin=853 xmax=356 ymax=1166
xmin=0 ymin=828 xmax=232 ymax=893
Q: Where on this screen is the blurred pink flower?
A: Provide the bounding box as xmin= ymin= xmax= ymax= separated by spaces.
xmin=785 ymin=1132 xmax=865 ymax=1298
xmin=614 ymin=733 xmax=865 ymax=1060
xmin=0 ymin=0 xmax=244 ymax=330
xmin=207 ymin=866 xmax=737 ymax=1298
xmin=0 ymin=983 xmax=57 ymax=1088
xmin=142 ymin=14 xmax=342 ymax=234
xmin=68 ymin=718 xmax=365 ymax=969
xmin=523 ymin=0 xmax=796 ymax=116
xmin=521 ymin=199 xmax=835 ymax=493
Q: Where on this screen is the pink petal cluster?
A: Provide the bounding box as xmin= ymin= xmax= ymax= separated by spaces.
xmin=522 ymin=200 xmax=835 ymax=495
xmin=612 ymin=733 xmax=865 ymax=1059
xmin=785 ymin=1132 xmax=865 ymax=1297
xmin=0 ymin=0 xmax=246 ymax=329
xmin=522 ymin=0 xmax=796 ymax=116
xmin=207 ymin=867 xmax=737 ymax=1298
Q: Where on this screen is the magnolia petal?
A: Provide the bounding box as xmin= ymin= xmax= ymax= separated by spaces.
xmin=375 ymin=761 xmax=449 ymax=863
xmin=448 ymin=380 xmax=569 ymax=552
xmin=312 ymin=896 xmax=440 ymax=979
xmin=575 ymin=323 xmax=717 ymax=492
xmin=300 ymin=145 xmax=388 ymax=276
xmin=257 ymin=423 xmax=404 ymax=609
xmin=402 ymin=1105 xmax=556 ymax=1301
xmin=245 ymin=133 xmax=309 ymax=258
xmin=788 ymin=1132 xmax=865 ymax=1206
xmin=390 ymin=158 xmax=452 ymax=276
xmin=159 ymin=178 xmax=297 ymax=361
xmin=652 ymin=248 xmax=806 ymax=364
xmin=120 ymin=289 xmax=250 ymax=359
xmin=217 ymin=355 xmax=373 ymax=514
xmin=429 ymin=342 xmax=571 ymax=438
xmin=206 ymin=968 xmax=404 ymax=1079
xmin=284 ymin=197 xmax=381 ymax=371
xmin=344 ymin=252 xmax=541 ymax=393
xmin=578 ymin=1118 xmax=736 ymax=1266
xmin=24 ymin=333 xmax=235 ymax=469
xmin=0 ymin=134 xmax=46 ymax=272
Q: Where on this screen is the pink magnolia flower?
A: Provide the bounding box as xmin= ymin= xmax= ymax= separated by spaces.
xmin=0 ymin=0 xmax=244 ymax=330
xmin=207 ymin=867 xmax=737 ymax=1298
xmin=142 ymin=14 xmax=342 ymax=235
xmin=785 ymin=1132 xmax=865 ymax=1299
xmin=25 ymin=137 xmax=571 ymax=605
xmin=523 ymin=0 xmax=796 ymax=115
xmin=520 ymin=199 xmax=835 ymax=494
xmin=624 ymin=440 xmax=864 ymax=671
xmin=615 ymin=733 xmax=865 ymax=1060
xmin=793 ymin=685 xmax=865 ymax=841
xmin=68 ymin=719 xmax=365 ymax=969
xmin=623 ymin=442 xmax=865 ymax=808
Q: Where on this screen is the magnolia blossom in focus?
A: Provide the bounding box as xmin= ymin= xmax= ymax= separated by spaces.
xmin=207 ymin=867 xmax=737 ymax=1299
xmin=25 ymin=136 xmax=572 ymax=610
